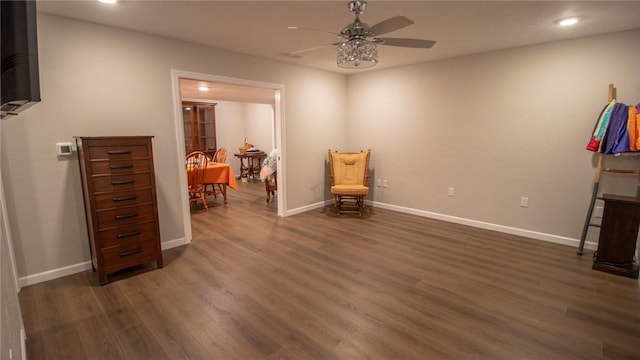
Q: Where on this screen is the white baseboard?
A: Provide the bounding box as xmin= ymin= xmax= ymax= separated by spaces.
xmin=285 ymin=199 xmax=332 ymax=216
xmin=19 ymin=260 xmax=93 ymax=287
xmin=17 ymin=203 xmax=596 ymax=287
xmin=367 ymin=200 xmax=597 ymax=250
xmin=18 ymin=237 xmax=189 ymax=287
xmin=161 ymin=237 xmax=188 ymax=250
xmin=21 ymin=327 xmax=27 ymax=360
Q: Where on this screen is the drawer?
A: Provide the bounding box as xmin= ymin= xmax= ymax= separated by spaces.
xmin=92 ymin=173 xmax=151 ymax=193
xmin=89 ymin=144 xmax=150 ymax=160
xmin=90 ymin=159 xmax=151 ymax=176
xmin=101 ymin=240 xmax=159 ymax=271
xmin=98 ymin=222 xmax=158 ymax=249
xmin=97 ymin=204 xmax=155 ymax=229
xmin=94 ymin=189 xmax=154 ymax=210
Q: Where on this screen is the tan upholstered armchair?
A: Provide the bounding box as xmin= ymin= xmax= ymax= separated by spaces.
xmin=328 ymin=149 xmax=371 ymax=216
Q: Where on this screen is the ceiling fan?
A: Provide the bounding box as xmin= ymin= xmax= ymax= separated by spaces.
xmin=284 ymin=0 xmax=436 ymax=69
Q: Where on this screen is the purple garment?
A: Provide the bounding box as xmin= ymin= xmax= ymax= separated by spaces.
xmin=601 ymin=103 xmax=630 ymax=154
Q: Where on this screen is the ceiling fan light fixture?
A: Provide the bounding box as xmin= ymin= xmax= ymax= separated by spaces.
xmin=337 ymin=40 xmax=378 ymax=69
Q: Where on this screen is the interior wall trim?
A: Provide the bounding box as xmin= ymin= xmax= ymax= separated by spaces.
xmin=285 ymin=200 xmax=332 ymax=217
xmin=17 ymin=237 xmax=187 ymax=287
xmin=170 ymin=69 xmax=287 ymax=245
xmin=19 ymin=261 xmax=92 ymax=288
xmin=367 ymin=200 xmax=597 ymax=250
xmin=17 ymin=199 xmax=597 ymax=287
xmin=285 ymin=199 xmax=594 ymax=250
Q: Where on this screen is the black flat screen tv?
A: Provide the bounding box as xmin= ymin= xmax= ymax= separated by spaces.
xmin=1 ymin=0 xmax=41 ymax=120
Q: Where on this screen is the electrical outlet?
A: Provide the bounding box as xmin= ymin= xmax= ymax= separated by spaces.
xmin=383 ymin=179 xmax=388 ymax=188
xmin=376 ymin=179 xmax=382 ymax=187
xmin=520 ymin=197 xmax=529 ymax=208
xmin=448 ymin=187 xmax=454 ymax=197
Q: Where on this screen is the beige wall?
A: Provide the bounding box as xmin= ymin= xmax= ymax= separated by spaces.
xmin=2 ymin=13 xmax=639 ymax=283
xmin=244 ymin=103 xmax=276 ymax=154
xmin=347 ymin=29 xmax=640 ymax=241
xmin=213 ymin=101 xmax=274 ymax=174
xmin=0 ymin=14 xmax=347 ymax=280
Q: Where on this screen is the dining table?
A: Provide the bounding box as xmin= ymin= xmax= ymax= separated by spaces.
xmin=188 ymin=162 xmax=238 ymax=204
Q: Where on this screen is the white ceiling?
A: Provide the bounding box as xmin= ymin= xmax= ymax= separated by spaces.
xmin=37 ymin=1 xmax=640 ymax=104
xmin=37 ymin=0 xmax=640 ymax=75
xmin=180 ymin=78 xmax=276 ymax=105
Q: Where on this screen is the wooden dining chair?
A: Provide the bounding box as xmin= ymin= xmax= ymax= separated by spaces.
xmin=212 ymin=148 xmax=227 ymax=163
xmin=265 ymin=170 xmax=277 ymax=203
xmin=186 ymin=151 xmax=209 ymax=211
xmin=206 ymin=148 xmax=228 ymax=200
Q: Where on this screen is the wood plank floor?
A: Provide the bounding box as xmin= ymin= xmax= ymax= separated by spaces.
xmin=19 ymin=181 xmax=640 ymax=359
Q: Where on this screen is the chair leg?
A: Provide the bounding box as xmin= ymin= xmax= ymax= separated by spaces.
xmin=266 ymin=188 xmax=276 ymax=203
xmin=218 ymin=184 xmax=228 ymax=204
xmin=206 ymin=183 xmax=217 ymax=199
xmin=200 ymin=192 xmax=208 ymax=211
xmin=333 ymin=194 xmax=366 ymax=216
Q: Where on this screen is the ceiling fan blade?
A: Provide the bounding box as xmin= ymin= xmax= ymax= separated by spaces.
xmin=378 ymin=38 xmax=436 ymax=49
xmin=281 ymin=43 xmax=336 ymax=59
xmin=368 ymin=16 xmax=414 ymax=36
xmin=288 ymin=26 xmax=341 ymax=38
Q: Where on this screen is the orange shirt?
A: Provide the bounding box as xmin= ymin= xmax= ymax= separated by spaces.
xmin=628 ymin=105 xmax=639 ymax=151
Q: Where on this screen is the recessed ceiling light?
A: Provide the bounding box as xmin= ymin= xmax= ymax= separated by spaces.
xmin=198 ymin=86 xmax=209 ymax=92
xmin=98 ymin=0 xmax=117 ymax=4
xmin=558 ymin=17 xmax=579 ymax=27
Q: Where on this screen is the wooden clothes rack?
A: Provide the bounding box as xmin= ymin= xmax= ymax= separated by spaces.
xmin=577 ymin=84 xmax=640 ymax=255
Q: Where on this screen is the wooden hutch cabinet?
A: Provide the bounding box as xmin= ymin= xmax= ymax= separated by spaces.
xmin=182 ymin=102 xmax=217 ymax=157
xmin=75 ymin=136 xmax=163 ymax=285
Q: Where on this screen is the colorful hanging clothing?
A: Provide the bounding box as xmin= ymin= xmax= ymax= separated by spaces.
xmin=630 ymin=104 xmax=639 ymax=151
xmin=586 ymin=99 xmax=616 ymax=152
xmin=637 ymin=104 xmax=640 ymax=149
xmin=602 ymin=103 xmax=630 ymax=154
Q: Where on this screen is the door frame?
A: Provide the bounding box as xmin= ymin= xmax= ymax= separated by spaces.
xmin=171 ymin=70 xmax=285 ymax=243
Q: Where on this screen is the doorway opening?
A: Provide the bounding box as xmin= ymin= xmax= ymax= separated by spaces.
xmin=171 ymin=70 xmax=285 ymax=243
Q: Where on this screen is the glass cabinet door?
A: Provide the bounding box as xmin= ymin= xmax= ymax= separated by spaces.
xmin=182 ymin=102 xmax=217 ymax=157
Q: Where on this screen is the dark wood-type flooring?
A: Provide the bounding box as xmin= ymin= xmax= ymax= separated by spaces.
xmin=19 ymin=181 xmax=640 ymax=359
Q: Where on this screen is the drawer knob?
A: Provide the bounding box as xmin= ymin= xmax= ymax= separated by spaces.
xmin=111 ymin=179 xmax=135 ymax=185
xmin=113 ymin=195 xmax=137 ymax=202
xmin=107 ymin=150 xmax=132 ymax=155
xmin=117 ymin=231 xmax=141 ymax=239
xmin=120 ymin=248 xmax=143 ymax=257
xmin=115 ymin=212 xmax=139 ymax=220
xmin=109 ymin=164 xmax=134 ymax=170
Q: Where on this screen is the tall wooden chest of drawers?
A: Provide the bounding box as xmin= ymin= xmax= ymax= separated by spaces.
xmin=76 ymin=136 xmax=163 ymax=285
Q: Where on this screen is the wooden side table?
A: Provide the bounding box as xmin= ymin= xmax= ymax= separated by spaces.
xmin=592 ymin=194 xmax=640 ymax=278
xmin=234 ymin=151 xmax=266 ymax=181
